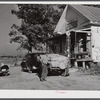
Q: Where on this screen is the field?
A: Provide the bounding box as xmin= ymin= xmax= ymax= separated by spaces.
xmin=0 ymin=58 xmax=100 ymax=90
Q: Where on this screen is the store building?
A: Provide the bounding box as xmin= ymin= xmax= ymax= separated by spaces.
xmin=46 ymin=5 xmax=100 ymax=68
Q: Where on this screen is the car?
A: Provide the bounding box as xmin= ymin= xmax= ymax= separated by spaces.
xmin=21 ymin=52 xmax=45 ymax=73
xmin=0 ymin=64 xmax=10 ymax=76
xmin=46 ymin=54 xmax=69 ymax=76
xmin=21 ymin=52 xmax=69 ymax=76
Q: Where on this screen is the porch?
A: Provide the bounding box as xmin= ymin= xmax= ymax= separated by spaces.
xmin=46 ymin=28 xmax=93 ymax=68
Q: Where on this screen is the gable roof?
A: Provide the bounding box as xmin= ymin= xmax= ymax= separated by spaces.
xmin=54 ymin=4 xmax=100 ymax=34
xmin=54 ymin=5 xmax=68 ymax=34
xmin=71 ymin=5 xmax=100 ymax=22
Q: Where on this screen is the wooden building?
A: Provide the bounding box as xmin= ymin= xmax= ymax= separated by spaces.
xmin=46 ymin=5 xmax=100 ymax=68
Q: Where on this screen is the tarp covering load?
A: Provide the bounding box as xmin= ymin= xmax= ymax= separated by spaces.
xmin=39 ymin=54 xmax=69 ymax=70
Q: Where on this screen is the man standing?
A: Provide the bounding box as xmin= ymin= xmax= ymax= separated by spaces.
xmin=39 ymin=54 xmax=49 ymax=82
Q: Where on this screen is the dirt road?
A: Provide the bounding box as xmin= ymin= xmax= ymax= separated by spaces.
xmin=0 ymin=66 xmax=100 ymax=90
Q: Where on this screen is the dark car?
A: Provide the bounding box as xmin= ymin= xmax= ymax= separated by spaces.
xmin=21 ymin=52 xmax=45 ymax=73
xmin=0 ymin=64 xmax=10 ymax=76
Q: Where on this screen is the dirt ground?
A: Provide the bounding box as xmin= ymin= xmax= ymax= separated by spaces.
xmin=0 ymin=66 xmax=100 ymax=90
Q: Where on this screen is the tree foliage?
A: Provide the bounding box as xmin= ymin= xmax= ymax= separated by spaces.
xmin=9 ymin=4 xmax=65 ymax=52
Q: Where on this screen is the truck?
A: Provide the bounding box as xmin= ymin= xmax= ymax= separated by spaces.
xmin=21 ymin=52 xmax=69 ymax=76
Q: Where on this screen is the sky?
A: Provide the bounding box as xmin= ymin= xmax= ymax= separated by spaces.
xmin=0 ymin=4 xmax=22 ymax=56
xmin=0 ymin=4 xmax=61 ymax=56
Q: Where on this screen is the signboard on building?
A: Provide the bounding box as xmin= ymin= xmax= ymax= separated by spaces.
xmin=66 ymin=19 xmax=77 ymax=31
xmin=91 ymin=26 xmax=100 ymax=62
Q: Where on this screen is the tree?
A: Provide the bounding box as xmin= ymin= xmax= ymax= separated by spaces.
xmin=9 ymin=4 xmax=64 ymax=52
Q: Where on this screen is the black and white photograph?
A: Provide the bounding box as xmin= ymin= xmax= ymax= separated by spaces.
xmin=1 ymin=2 xmax=100 ymax=92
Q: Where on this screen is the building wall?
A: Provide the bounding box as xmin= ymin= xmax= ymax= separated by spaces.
xmin=86 ymin=34 xmax=91 ymax=56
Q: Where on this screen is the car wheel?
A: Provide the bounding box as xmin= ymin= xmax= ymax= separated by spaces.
xmin=61 ymin=69 xmax=69 ymax=77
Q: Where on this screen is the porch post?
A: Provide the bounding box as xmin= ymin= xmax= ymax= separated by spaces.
xmin=66 ymin=31 xmax=71 ymax=67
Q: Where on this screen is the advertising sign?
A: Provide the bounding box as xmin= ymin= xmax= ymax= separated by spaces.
xmin=66 ymin=19 xmax=77 ymax=31
xmin=91 ymin=26 xmax=100 ymax=62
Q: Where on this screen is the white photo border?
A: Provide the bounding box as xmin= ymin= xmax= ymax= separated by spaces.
xmin=0 ymin=1 xmax=100 ymax=98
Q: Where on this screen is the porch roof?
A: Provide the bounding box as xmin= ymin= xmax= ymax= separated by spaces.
xmin=45 ymin=28 xmax=91 ymax=41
